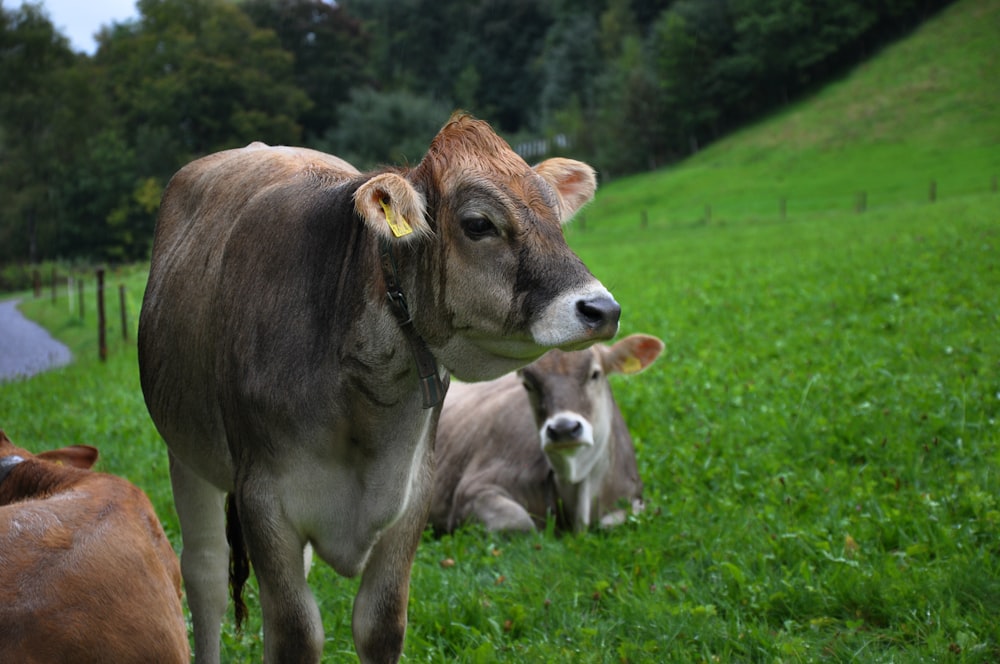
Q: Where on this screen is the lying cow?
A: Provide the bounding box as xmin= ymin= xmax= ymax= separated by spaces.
xmin=0 ymin=430 xmax=188 ymax=663
xmin=430 ymin=333 xmax=663 ymax=534
xmin=138 ymin=112 xmax=619 ymax=663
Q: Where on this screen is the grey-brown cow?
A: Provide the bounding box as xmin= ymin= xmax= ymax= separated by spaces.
xmin=430 ymin=333 xmax=663 ymax=534
xmin=137 ymin=113 xmax=619 ymax=663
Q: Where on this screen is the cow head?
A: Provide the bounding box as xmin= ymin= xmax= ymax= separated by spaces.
xmin=0 ymin=430 xmax=99 ymax=495
xmin=518 ymin=334 xmax=664 ymax=484
xmin=353 ymin=113 xmax=620 ymax=381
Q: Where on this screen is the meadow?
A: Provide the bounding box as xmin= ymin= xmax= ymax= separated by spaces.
xmin=2 ymin=0 xmax=998 ymax=661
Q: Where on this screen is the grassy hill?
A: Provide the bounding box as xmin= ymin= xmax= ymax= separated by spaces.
xmin=581 ymin=0 xmax=999 ymax=226
xmin=2 ymin=1 xmax=998 ymax=661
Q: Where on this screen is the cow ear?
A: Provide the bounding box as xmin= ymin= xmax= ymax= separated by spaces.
xmin=603 ymin=334 xmax=664 ymax=375
xmin=533 ymin=158 xmax=597 ymax=224
xmin=355 ymin=172 xmax=431 ymax=241
xmin=37 ymin=445 xmax=99 ymax=470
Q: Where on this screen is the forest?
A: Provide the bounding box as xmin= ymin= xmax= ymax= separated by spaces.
xmin=1 ymin=0 xmax=953 ymax=264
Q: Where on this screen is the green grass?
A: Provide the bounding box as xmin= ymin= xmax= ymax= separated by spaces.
xmin=2 ymin=0 xmax=999 ymax=660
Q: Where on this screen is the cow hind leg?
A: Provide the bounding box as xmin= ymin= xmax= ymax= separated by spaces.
xmin=169 ymin=453 xmax=229 ymax=664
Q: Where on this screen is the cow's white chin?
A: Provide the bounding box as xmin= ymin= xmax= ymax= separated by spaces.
xmin=434 ymin=335 xmax=549 ymax=382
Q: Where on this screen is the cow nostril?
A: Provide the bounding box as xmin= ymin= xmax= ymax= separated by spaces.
xmin=547 ymin=418 xmax=584 ymax=442
xmin=576 ymin=296 xmax=621 ymax=333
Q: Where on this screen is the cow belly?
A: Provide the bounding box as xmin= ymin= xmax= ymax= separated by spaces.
xmin=280 ymin=412 xmax=435 ymax=576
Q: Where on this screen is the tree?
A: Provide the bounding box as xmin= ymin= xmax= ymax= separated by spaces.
xmin=95 ymin=0 xmax=310 ymax=168
xmin=318 ymin=86 xmax=451 ymax=169
xmin=0 ymin=2 xmax=96 ymax=262
xmin=241 ymin=0 xmax=372 ymax=142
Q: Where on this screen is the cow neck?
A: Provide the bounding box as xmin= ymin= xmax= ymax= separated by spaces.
xmin=0 ymin=455 xmax=25 ymax=487
xmin=378 ymin=237 xmax=447 ymax=409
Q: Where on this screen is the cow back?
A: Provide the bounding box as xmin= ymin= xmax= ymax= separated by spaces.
xmin=0 ymin=434 xmax=188 ymax=663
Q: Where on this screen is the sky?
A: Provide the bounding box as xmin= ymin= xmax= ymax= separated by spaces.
xmin=39 ymin=0 xmax=139 ymax=54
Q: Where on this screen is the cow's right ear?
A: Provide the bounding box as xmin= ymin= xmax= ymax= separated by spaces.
xmin=603 ymin=334 xmax=665 ymax=376
xmin=355 ymin=173 xmax=432 ymax=241
xmin=37 ymin=445 xmax=99 ymax=470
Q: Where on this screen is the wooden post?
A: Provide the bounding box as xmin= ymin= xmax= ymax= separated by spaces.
xmin=67 ymin=276 xmax=74 ymax=314
xmin=78 ymin=277 xmax=85 ymax=320
xmin=929 ymin=180 xmax=937 ymax=203
xmin=119 ymin=284 xmax=128 ymax=341
xmin=97 ymin=268 xmax=107 ymax=362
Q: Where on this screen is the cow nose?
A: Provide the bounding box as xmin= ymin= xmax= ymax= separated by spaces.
xmin=547 ymin=418 xmax=584 ymax=443
xmin=576 ymin=295 xmax=621 ymax=338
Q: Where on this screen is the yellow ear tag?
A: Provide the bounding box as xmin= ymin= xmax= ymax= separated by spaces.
xmin=621 ymin=356 xmax=643 ymax=374
xmin=380 ymin=198 xmax=413 ymax=238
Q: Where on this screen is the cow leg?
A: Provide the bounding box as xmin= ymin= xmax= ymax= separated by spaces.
xmin=466 ymin=486 xmax=537 ymax=532
xmin=236 ymin=480 xmax=323 ymax=664
xmin=169 ymin=453 xmax=229 ymax=664
xmin=351 ymin=497 xmax=426 ymax=664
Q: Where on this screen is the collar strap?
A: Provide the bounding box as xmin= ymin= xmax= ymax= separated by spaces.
xmin=0 ymin=455 xmax=25 ymax=486
xmin=379 ymin=238 xmax=448 ymax=408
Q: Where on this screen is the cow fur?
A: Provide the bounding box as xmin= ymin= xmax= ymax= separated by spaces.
xmin=430 ymin=334 xmax=664 ymax=533
xmin=138 ymin=113 xmax=618 ymax=663
xmin=0 ymin=430 xmax=188 ymax=664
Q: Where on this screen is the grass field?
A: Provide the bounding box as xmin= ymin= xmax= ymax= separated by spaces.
xmin=2 ymin=0 xmax=998 ymax=661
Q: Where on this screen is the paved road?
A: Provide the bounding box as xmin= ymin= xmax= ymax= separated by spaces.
xmin=0 ymin=299 xmax=72 ymax=382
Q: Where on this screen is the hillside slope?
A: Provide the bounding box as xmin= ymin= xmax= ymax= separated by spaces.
xmin=587 ymin=0 xmax=1000 ymax=226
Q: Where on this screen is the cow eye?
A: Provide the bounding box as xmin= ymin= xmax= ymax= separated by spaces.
xmin=461 ymin=215 xmax=499 ymax=240
xmin=590 ymin=369 xmax=601 ymax=381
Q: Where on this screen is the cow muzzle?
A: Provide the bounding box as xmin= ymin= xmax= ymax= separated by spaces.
xmin=540 ymin=413 xmax=593 ymax=452
xmin=531 ymin=284 xmax=620 ymax=350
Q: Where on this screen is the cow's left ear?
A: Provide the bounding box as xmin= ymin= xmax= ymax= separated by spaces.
xmin=602 ymin=334 xmax=665 ymax=375
xmin=533 ymin=158 xmax=597 ymax=224
xmin=355 ymin=172 xmax=432 ymax=241
xmin=37 ymin=445 xmax=99 ymax=470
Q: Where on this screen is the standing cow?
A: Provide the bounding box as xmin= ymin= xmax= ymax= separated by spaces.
xmin=137 ymin=113 xmax=619 ymax=663
xmin=0 ymin=430 xmax=189 ymax=663
xmin=430 ymin=333 xmax=663 ymax=534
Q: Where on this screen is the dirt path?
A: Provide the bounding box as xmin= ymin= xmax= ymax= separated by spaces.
xmin=0 ymin=299 xmax=72 ymax=382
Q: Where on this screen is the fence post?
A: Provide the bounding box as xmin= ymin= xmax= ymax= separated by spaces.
xmin=119 ymin=284 xmax=128 ymax=341
xmin=929 ymin=180 xmax=937 ymax=203
xmin=78 ymin=277 xmax=85 ymax=320
xmin=97 ymin=268 xmax=107 ymax=362
xmin=67 ymin=276 xmax=74 ymax=314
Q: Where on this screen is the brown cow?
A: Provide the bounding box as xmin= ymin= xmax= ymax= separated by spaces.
xmin=430 ymin=333 xmax=663 ymax=534
xmin=0 ymin=430 xmax=188 ymax=664
xmin=137 ymin=113 xmax=619 ymax=663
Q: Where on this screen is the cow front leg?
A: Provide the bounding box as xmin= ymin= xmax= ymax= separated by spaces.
xmin=236 ymin=480 xmax=323 ymax=664
xmin=352 ymin=493 xmax=428 ymax=662
xmin=169 ymin=453 xmax=229 ymax=664
xmin=464 ymin=485 xmax=537 ymax=532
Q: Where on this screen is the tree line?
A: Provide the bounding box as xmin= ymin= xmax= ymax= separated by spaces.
xmin=0 ymin=0 xmax=952 ymax=264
